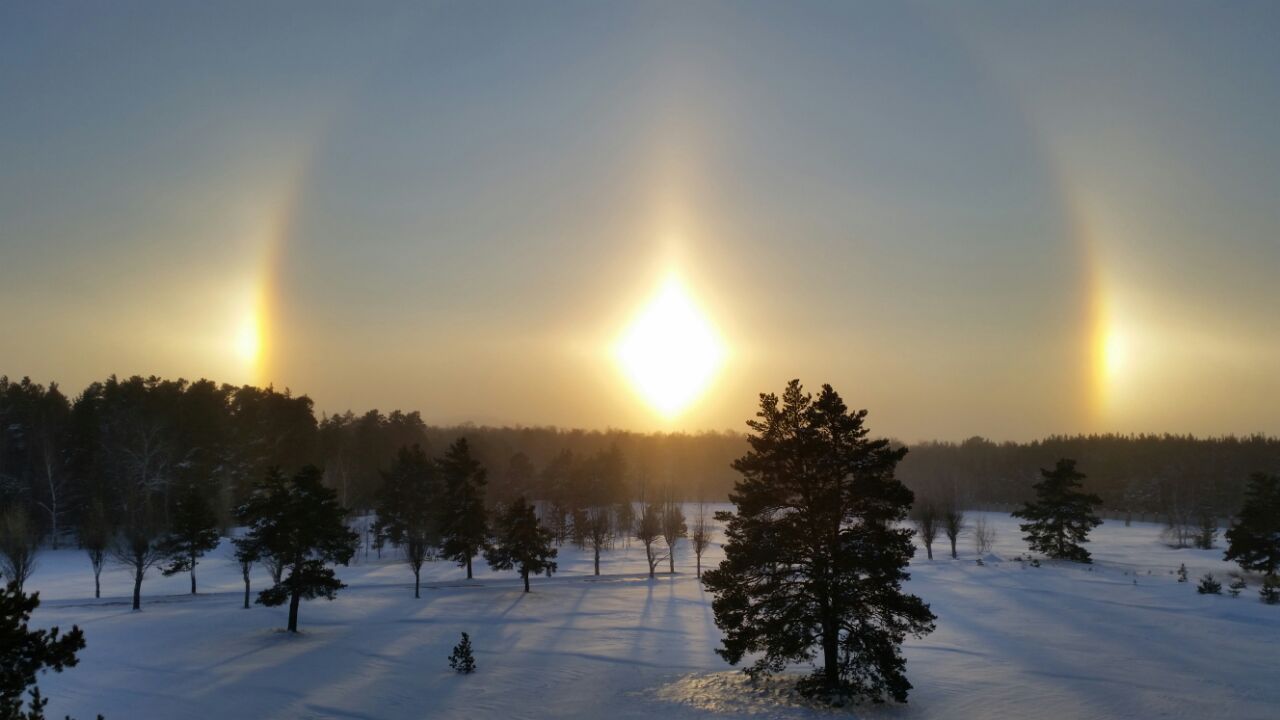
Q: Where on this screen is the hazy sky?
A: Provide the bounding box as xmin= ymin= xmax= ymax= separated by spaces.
xmin=3 ymin=1 xmax=1278 ymax=441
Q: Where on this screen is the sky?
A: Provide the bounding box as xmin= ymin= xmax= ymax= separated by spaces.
xmin=2 ymin=1 xmax=1278 ymax=442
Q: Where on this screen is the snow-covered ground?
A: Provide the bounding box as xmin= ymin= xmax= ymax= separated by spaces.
xmin=24 ymin=511 xmax=1280 ymax=719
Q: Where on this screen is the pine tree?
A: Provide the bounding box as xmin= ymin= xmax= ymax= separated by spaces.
xmin=158 ymin=484 xmax=221 ymax=594
xmin=483 ymin=497 xmax=557 ymax=592
xmin=702 ymin=380 xmax=935 ymax=703
xmin=1228 ymin=576 xmax=1246 ymax=598
xmin=1177 ymin=563 xmax=1188 ymax=582
xmin=1 ymin=581 xmax=86 ymax=719
xmin=236 ymin=466 xmax=358 ymax=632
xmin=1260 ymin=574 xmax=1280 ymax=605
xmin=375 ymin=445 xmax=441 ymax=598
xmin=448 ymin=632 xmax=476 ymax=674
xmin=1196 ymin=574 xmax=1221 ymax=594
xmin=1012 ymin=459 xmax=1102 ymax=563
xmin=1223 ymin=473 xmax=1280 ymax=576
xmin=1193 ymin=511 xmax=1217 ymax=550
xmin=438 ymin=439 xmax=488 ymax=580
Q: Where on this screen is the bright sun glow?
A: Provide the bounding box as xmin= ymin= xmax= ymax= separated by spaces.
xmin=235 ymin=311 xmax=262 ymax=366
xmin=1102 ymin=326 xmax=1127 ymax=379
xmin=615 ymin=276 xmax=725 ymax=419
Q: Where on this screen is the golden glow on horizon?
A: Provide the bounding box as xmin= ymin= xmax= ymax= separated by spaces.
xmin=615 ymin=276 xmax=725 ymax=419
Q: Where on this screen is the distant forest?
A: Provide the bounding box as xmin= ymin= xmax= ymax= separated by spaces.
xmin=2 ymin=375 xmax=1277 ymax=543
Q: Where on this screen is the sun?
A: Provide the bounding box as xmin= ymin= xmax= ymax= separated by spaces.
xmin=615 ymin=276 xmax=726 ymax=419
xmin=234 ymin=310 xmax=262 ymax=366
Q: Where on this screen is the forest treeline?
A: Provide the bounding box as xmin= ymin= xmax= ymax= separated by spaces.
xmin=1 ymin=375 xmax=1277 ymax=543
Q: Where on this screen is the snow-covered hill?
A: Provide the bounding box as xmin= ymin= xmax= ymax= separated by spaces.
xmin=25 ymin=512 xmax=1279 ymax=719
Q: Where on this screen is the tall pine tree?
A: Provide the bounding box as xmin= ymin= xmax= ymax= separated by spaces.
xmin=1224 ymin=472 xmax=1280 ymax=576
xmin=375 ymin=445 xmax=442 ymax=597
xmin=1 ymin=581 xmax=89 ymax=720
xmin=1013 ymin=459 xmax=1102 ymax=563
xmin=702 ymin=380 xmax=935 ymax=702
xmin=484 ymin=497 xmax=557 ymax=592
xmin=158 ymin=483 xmax=221 ymax=594
xmin=236 ymin=466 xmax=358 ymax=632
xmin=438 ymin=438 xmax=488 ymax=579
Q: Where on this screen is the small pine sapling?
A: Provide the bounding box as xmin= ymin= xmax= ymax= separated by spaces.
xmin=1196 ymin=574 xmax=1221 ymax=595
xmin=1176 ymin=563 xmax=1188 ymax=582
xmin=1228 ymin=576 xmax=1246 ymax=598
xmin=448 ymin=632 xmax=476 ymax=674
xmin=1261 ymin=575 xmax=1280 ymax=605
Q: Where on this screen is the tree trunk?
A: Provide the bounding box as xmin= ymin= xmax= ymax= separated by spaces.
xmin=950 ymin=538 xmax=958 ymax=559
xmin=821 ymin=617 xmax=839 ymax=690
xmin=594 ymin=546 xmax=600 ymax=576
xmin=414 ymin=568 xmax=421 ymax=599
xmin=132 ymin=569 xmax=142 ymax=610
xmin=522 ymin=568 xmax=530 ymax=593
xmin=287 ymin=589 xmax=301 ymax=632
xmin=925 ymin=542 xmax=933 ymax=560
xmin=191 ymin=553 xmax=198 ymax=594
xmin=668 ymin=547 xmax=675 ymax=574
xmin=94 ymin=571 xmax=101 ymax=599
xmin=242 ymin=574 xmax=250 ymax=609
xmin=696 ymin=554 xmax=701 ymax=578
xmin=466 ymin=555 xmax=473 ymax=580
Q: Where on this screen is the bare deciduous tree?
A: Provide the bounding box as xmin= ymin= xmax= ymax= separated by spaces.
xmin=0 ymin=506 xmax=40 ymax=592
xmin=80 ymin=500 xmax=112 ymax=598
xmin=943 ymin=504 xmax=965 ymax=559
xmin=585 ymin=506 xmax=612 ymax=576
xmin=661 ymin=500 xmax=687 ymax=574
xmin=111 ymin=515 xmax=165 ymax=611
xmin=973 ymin=515 xmax=997 ymax=555
xmin=635 ymin=503 xmax=667 ymax=578
xmin=690 ymin=502 xmax=713 ymax=578
xmin=911 ymin=501 xmax=939 ymax=560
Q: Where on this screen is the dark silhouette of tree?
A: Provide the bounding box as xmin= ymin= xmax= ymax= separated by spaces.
xmin=690 ymin=501 xmax=713 ymax=578
xmin=483 ymin=497 xmax=556 ymax=592
xmin=0 ymin=507 xmax=39 ymax=594
xmin=703 ymin=380 xmax=935 ymax=702
xmin=110 ymin=509 xmax=165 ymax=610
xmin=1 ymin=581 xmax=91 ymax=720
xmin=661 ymin=500 xmax=687 ymax=574
xmin=158 ymin=483 xmax=220 ymax=594
xmin=375 ymin=445 xmax=441 ymax=597
xmin=1013 ymin=459 xmax=1102 ymax=563
xmin=78 ymin=500 xmax=111 ymax=599
xmin=635 ymin=502 xmax=666 ymax=578
xmin=1224 ymin=472 xmax=1280 ymax=576
xmin=438 ymin=439 xmax=488 ymax=579
xmin=943 ymin=504 xmax=965 ymax=560
xmin=911 ymin=501 xmax=939 ymax=561
xmin=236 ymin=466 xmax=358 ymax=632
xmin=448 ymin=632 xmax=476 ymax=674
xmin=583 ymin=506 xmax=611 ymax=576
xmin=232 ymin=533 xmax=258 ymax=610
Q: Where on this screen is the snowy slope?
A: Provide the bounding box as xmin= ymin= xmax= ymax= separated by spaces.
xmin=24 ymin=512 xmax=1280 ymax=720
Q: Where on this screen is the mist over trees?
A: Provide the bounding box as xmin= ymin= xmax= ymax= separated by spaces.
xmin=1 ymin=374 xmax=1278 ymax=557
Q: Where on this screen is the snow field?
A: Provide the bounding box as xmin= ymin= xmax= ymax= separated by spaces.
xmin=24 ymin=511 xmax=1279 ymax=720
